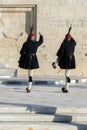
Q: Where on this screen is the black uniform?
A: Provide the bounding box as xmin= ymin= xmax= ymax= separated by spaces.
xmin=18 ymin=35 xmax=43 ymax=69
xmin=56 ymin=38 xmax=76 ymax=69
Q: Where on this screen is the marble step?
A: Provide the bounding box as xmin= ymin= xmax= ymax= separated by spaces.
xmin=0 ymin=105 xmax=87 ymax=114
xmin=0 ymin=113 xmax=87 ymax=122
xmin=0 ymin=121 xmax=87 ymax=130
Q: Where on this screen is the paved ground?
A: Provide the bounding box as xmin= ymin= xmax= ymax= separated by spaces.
xmin=0 ymin=77 xmax=87 ymax=108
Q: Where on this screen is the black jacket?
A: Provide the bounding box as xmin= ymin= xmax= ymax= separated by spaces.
xmin=18 ymin=35 xmax=43 ymax=69
xmin=56 ymin=38 xmax=76 ymax=69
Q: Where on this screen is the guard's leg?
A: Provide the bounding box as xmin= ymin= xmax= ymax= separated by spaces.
xmin=62 ymin=69 xmax=70 ymax=93
xmin=26 ymin=69 xmax=33 ymax=93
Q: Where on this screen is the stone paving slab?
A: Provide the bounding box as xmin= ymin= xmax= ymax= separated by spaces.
xmin=0 ymin=113 xmax=87 ymax=122
xmin=0 ymin=79 xmax=87 ymax=129
xmin=0 ymin=121 xmax=86 ymax=130
xmin=0 ymin=105 xmax=87 ymax=114
xmin=0 ymin=76 xmax=87 ymax=85
xmin=0 ymin=81 xmax=87 ymax=108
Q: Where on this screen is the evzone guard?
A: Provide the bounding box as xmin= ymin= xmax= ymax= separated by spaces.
xmin=18 ymin=27 xmax=43 ymax=93
xmin=52 ymin=25 xmax=77 ymax=93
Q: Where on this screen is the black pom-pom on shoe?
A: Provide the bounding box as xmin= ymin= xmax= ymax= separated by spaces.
xmin=61 ymin=87 xmax=68 ymax=93
xmin=26 ymin=87 xmax=31 ymax=93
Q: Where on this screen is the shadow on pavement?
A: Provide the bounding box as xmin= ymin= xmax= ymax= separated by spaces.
xmin=0 ymin=101 xmax=57 ymax=114
xmin=53 ymin=114 xmax=87 ymax=130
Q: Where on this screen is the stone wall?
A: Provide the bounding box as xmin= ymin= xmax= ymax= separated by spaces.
xmin=0 ymin=0 xmax=87 ymax=77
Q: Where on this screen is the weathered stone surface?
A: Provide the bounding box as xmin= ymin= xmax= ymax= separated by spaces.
xmin=0 ymin=1 xmax=86 ymax=76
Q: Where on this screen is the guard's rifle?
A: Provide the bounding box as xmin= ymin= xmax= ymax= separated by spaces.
xmin=52 ymin=24 xmax=72 ymax=69
xmin=67 ymin=24 xmax=72 ymax=35
xmin=27 ymin=25 xmax=33 ymax=41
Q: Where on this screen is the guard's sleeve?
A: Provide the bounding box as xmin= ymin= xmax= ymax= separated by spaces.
xmin=56 ymin=43 xmax=64 ymax=58
xmin=37 ymin=35 xmax=43 ymax=45
xmin=20 ymin=43 xmax=26 ymax=55
xmin=72 ymin=38 xmax=76 ymax=46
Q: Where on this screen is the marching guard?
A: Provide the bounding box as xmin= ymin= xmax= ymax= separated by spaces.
xmin=18 ymin=27 xmax=43 ymax=93
xmin=52 ymin=26 xmax=77 ymax=93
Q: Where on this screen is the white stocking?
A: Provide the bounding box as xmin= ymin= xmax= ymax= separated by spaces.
xmin=28 ymin=69 xmax=33 ymax=90
xmin=65 ymin=69 xmax=70 ymax=90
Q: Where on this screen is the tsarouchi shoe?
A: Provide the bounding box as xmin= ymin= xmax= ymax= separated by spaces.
xmin=26 ymin=87 xmax=31 ymax=93
xmin=61 ymin=87 xmax=68 ymax=93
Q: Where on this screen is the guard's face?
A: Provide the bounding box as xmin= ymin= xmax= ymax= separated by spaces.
xmin=31 ymin=36 xmax=35 ymax=41
xmin=66 ymin=37 xmax=71 ymax=41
